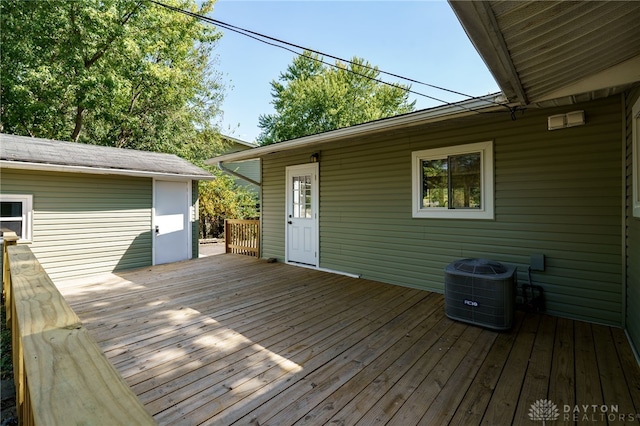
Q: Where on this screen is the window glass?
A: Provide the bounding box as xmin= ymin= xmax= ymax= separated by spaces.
xmin=0 ymin=221 xmax=22 ymax=237
xmin=1 ymin=201 xmax=22 ymax=218
xmin=0 ymin=195 xmax=32 ymax=241
xmin=450 ymin=153 xmax=481 ymax=209
xmin=412 ymin=141 xmax=493 ymax=219
xmin=1 ymin=201 xmax=24 ymax=237
xmin=292 ymin=175 xmax=312 ymax=218
xmin=421 ymin=153 xmax=481 ymax=210
xmin=422 ymin=158 xmax=448 ymax=208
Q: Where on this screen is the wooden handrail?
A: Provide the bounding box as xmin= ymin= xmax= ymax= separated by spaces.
xmin=224 ymin=219 xmax=260 ymax=257
xmin=2 ymin=230 xmax=19 ymax=326
xmin=5 ymin=244 xmax=156 ymax=425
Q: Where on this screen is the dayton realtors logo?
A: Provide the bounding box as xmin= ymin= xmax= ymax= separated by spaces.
xmin=528 ymin=399 xmax=560 ymax=422
xmin=529 ymin=400 xmax=639 ymax=423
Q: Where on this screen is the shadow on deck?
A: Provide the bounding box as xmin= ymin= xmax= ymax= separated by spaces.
xmin=59 ymin=254 xmax=640 ymax=425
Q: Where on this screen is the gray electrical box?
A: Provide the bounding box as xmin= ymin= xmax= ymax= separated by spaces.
xmin=530 ymin=254 xmax=545 ymax=271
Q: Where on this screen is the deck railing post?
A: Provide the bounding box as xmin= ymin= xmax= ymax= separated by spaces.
xmin=2 ymin=229 xmax=19 ymax=326
xmin=222 ymin=219 xmax=260 ymax=258
xmin=6 ymin=244 xmax=156 ymax=425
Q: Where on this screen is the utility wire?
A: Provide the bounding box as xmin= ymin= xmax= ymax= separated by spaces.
xmin=148 ymin=0 xmax=515 ymax=116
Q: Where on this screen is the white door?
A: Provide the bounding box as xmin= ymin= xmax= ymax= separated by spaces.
xmin=286 ymin=163 xmax=318 ymax=266
xmin=154 ymin=180 xmax=191 ymax=265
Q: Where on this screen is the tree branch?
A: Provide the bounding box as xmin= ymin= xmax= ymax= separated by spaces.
xmin=84 ymin=1 xmax=142 ymax=69
xmin=71 ymin=105 xmax=84 ymax=142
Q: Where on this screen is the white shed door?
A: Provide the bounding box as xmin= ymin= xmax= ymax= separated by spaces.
xmin=154 ymin=180 xmax=191 ymax=265
xmin=286 ymin=163 xmax=318 ymax=266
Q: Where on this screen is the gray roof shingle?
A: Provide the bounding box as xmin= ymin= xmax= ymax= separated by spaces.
xmin=0 ymin=134 xmax=213 ymax=179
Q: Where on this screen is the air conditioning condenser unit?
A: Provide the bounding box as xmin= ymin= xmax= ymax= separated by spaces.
xmin=444 ymin=258 xmax=517 ymax=331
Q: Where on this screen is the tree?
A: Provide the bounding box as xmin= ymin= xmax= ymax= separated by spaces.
xmin=198 ymin=172 xmax=258 ymax=238
xmin=0 ymin=0 xmax=223 ymax=154
xmin=257 ymin=51 xmax=415 ymax=145
xmin=1 ymin=1 xmax=257 ymax=237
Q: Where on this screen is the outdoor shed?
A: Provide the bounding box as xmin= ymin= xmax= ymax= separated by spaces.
xmin=0 ymin=133 xmax=214 ymax=284
xmin=207 ymin=1 xmax=640 ymax=356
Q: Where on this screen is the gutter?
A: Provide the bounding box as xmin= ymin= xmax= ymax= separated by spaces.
xmin=0 ymin=160 xmax=215 ymax=180
xmin=205 ymin=93 xmax=507 ymax=165
xmin=448 ymin=1 xmax=527 ymax=105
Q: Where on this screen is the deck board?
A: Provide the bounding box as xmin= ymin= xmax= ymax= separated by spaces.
xmin=59 ymin=255 xmax=640 ymax=425
xmin=547 ymin=316 xmax=575 ymax=424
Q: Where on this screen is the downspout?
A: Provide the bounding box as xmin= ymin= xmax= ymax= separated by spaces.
xmin=218 ymin=162 xmax=261 ymax=188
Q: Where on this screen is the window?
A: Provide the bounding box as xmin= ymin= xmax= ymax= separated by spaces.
xmin=292 ymin=175 xmax=312 ymax=219
xmin=633 ymin=97 xmax=640 ymax=218
xmin=0 ymin=194 xmax=33 ymax=241
xmin=412 ymin=141 xmax=494 ymax=219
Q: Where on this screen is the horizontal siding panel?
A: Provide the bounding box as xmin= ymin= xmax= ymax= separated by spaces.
xmin=324 ymin=220 xmax=620 ymax=249
xmin=32 ymin=238 xmax=151 ymax=253
xmin=262 ymin=95 xmax=624 ymax=326
xmin=1 ymin=169 xmax=152 ymax=282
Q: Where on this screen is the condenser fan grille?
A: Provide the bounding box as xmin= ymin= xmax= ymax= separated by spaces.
xmin=452 ymin=258 xmax=508 ymax=275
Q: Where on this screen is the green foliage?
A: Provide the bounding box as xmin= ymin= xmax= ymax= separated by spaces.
xmin=257 ymin=51 xmax=415 ymax=145
xmin=1 ymin=0 xmax=255 ymax=238
xmin=0 ymin=0 xmax=224 ymax=157
xmin=199 ymin=170 xmax=258 ymax=238
xmin=1 ymin=304 xmax=12 ymax=380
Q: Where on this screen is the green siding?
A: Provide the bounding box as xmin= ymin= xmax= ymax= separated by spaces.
xmin=262 ymin=153 xmax=308 ymax=260
xmin=625 ymin=86 xmax=640 ymax=354
xmin=1 ymin=169 xmax=152 ymax=282
xmin=226 ymin=160 xmax=260 ymax=191
xmin=262 ymin=95 xmax=624 ymax=326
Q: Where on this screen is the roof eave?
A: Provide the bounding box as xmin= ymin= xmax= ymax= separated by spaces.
xmin=206 ymin=94 xmax=506 ymax=165
xmin=221 ymin=134 xmax=258 ymax=149
xmin=448 ymin=1 xmax=527 ymax=105
xmin=0 ymin=160 xmax=215 ymax=180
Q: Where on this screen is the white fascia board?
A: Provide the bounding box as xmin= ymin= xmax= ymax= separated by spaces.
xmin=222 ymin=134 xmax=258 ymax=148
xmin=205 ymin=94 xmax=506 ymax=165
xmin=0 ymin=160 xmax=215 ymax=180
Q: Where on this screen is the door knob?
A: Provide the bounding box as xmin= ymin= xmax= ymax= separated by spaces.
xmin=287 ymin=221 xmax=292 ymax=224
xmin=155 ymin=225 xmax=159 ymax=234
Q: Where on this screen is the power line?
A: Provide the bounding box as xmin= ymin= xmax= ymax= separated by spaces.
xmin=147 ymin=0 xmax=513 ymax=115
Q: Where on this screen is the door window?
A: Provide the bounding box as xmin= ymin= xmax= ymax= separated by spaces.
xmin=292 ymin=175 xmax=312 ymax=218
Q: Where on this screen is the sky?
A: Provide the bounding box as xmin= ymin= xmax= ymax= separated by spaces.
xmin=208 ymin=0 xmax=500 ymax=143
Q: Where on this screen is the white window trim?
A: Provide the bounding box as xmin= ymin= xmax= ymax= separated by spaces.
xmin=0 ymin=194 xmax=33 ymax=242
xmin=412 ymin=141 xmax=494 ymax=219
xmin=633 ymin=97 xmax=640 ymax=218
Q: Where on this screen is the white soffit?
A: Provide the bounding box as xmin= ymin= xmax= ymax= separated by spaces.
xmin=450 ymin=0 xmax=640 ymax=105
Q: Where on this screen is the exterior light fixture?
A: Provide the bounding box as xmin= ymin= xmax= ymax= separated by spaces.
xmin=310 ymin=152 xmax=319 ymax=163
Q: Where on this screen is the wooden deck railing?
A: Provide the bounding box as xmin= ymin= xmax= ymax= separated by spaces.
xmin=224 ymin=219 xmax=260 ymax=257
xmin=1 ymin=234 xmax=156 ymax=426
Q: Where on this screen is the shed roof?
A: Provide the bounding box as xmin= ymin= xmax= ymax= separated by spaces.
xmin=0 ymin=134 xmax=214 ymax=180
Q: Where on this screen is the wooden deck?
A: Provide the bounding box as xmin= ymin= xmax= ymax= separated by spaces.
xmin=59 ymin=255 xmax=640 ymax=425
